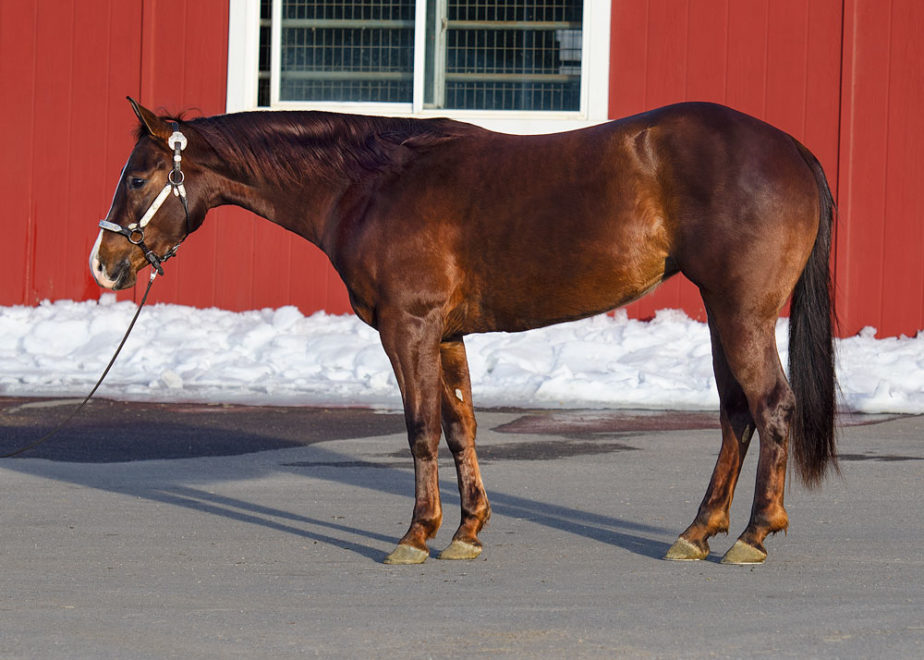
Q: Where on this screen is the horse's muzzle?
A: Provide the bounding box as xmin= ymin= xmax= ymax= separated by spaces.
xmin=89 ymin=230 xmax=135 ymax=290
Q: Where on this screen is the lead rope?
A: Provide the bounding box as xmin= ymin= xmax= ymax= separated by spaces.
xmin=1 ymin=272 xmax=157 ymax=459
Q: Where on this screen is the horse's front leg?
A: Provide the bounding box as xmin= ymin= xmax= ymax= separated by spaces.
xmin=379 ymin=311 xmax=445 ymax=565
xmin=437 ymin=338 xmax=491 ymax=560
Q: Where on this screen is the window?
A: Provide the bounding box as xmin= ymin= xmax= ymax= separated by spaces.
xmin=228 ymin=0 xmax=610 ymax=132
xmin=269 ymin=0 xmax=416 ymax=106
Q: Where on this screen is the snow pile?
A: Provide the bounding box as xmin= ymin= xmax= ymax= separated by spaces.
xmin=1 ymin=297 xmax=922 ymax=413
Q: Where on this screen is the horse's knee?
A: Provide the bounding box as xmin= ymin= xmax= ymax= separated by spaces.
xmin=444 ymin=417 xmax=475 ymax=453
xmin=406 ymin=418 xmax=441 ymax=456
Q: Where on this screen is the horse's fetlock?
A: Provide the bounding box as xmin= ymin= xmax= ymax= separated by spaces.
xmin=708 ymin=512 xmax=730 ymax=535
xmin=756 ymin=507 xmax=788 ymax=535
xmin=694 ymin=508 xmax=729 ymax=536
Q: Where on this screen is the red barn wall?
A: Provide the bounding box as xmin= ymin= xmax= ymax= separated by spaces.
xmin=1 ymin=0 xmax=144 ymax=306
xmin=0 ymin=0 xmax=353 ymax=315
xmin=132 ymin=0 xmax=351 ymax=314
xmin=835 ymin=0 xmax=924 ymax=337
xmin=1 ymin=0 xmax=922 ymax=336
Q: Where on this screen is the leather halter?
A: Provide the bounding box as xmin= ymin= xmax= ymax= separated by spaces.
xmin=98 ymin=123 xmax=189 ymax=276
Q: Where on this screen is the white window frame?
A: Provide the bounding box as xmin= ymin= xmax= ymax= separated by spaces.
xmin=227 ymin=0 xmax=611 ymax=134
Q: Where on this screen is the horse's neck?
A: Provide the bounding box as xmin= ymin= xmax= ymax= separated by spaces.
xmin=208 ymin=169 xmax=344 ymax=247
xmin=196 ymin=111 xmax=464 ymax=249
xmin=201 ymin=130 xmax=358 ymax=248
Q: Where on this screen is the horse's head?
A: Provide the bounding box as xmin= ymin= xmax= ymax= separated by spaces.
xmin=90 ymin=98 xmax=204 ymax=290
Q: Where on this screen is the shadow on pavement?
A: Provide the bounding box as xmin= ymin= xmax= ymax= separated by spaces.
xmin=0 ymin=397 xmax=682 ymax=561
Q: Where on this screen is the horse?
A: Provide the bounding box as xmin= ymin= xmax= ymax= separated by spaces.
xmin=90 ymin=98 xmax=836 ymax=565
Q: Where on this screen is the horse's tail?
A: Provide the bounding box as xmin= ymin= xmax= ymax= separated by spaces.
xmin=788 ymin=141 xmax=838 ymax=487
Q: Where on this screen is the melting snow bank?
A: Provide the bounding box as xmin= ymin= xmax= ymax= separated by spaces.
xmin=1 ymin=297 xmax=922 ymax=414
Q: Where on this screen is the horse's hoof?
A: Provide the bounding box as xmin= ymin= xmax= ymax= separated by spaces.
xmin=438 ymin=540 xmax=482 ymax=560
xmin=720 ymin=540 xmax=767 ymax=565
xmin=383 ymin=544 xmax=429 ymax=565
xmin=664 ymin=537 xmax=708 ymax=561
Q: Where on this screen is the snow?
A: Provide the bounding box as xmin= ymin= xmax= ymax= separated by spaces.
xmin=1 ymin=296 xmax=922 ymax=414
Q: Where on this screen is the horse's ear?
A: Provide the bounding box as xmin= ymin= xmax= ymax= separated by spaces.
xmin=127 ymin=96 xmax=172 ymax=142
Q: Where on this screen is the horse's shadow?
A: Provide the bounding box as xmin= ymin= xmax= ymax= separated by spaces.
xmin=0 ymin=414 xmax=674 ymax=562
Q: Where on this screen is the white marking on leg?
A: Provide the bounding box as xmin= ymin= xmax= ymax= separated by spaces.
xmin=455 ymin=388 xmax=464 ymax=402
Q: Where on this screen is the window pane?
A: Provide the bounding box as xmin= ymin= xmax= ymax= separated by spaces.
xmin=279 ymin=0 xmax=415 ymax=103
xmin=260 ymin=1 xmax=586 ymax=112
xmin=435 ymin=0 xmax=583 ymax=111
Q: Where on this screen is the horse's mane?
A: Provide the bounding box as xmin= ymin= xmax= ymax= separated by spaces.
xmin=176 ymin=111 xmax=485 ymax=185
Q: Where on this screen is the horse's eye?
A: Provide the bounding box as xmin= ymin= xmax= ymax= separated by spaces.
xmin=129 ymin=177 xmax=146 ymax=189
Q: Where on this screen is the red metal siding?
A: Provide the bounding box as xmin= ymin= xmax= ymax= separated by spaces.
xmin=0 ymin=0 xmax=351 ymax=315
xmin=2 ymin=1 xmax=922 ymax=337
xmin=0 ymin=1 xmax=37 ymax=305
xmin=0 ymin=0 xmax=144 ymax=305
xmin=133 ymin=0 xmax=352 ymax=313
xmin=608 ymin=0 xmax=843 ymax=323
xmin=836 ymin=0 xmax=924 ymax=337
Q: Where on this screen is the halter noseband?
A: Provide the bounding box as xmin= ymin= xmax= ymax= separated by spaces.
xmin=99 ymin=123 xmax=189 ymax=276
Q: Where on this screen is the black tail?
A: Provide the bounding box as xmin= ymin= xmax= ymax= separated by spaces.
xmin=788 ymin=142 xmax=838 ymax=487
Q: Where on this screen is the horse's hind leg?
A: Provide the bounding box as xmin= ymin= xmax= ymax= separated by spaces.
xmin=703 ymin=303 xmax=795 ymax=564
xmin=666 ymin=312 xmax=756 ymax=561
xmin=437 ymin=338 xmax=491 ymax=560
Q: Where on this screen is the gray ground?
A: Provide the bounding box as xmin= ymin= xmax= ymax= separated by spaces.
xmin=1 ymin=397 xmax=921 ymax=658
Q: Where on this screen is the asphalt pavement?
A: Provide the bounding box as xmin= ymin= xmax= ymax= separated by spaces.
xmin=0 ymin=397 xmax=921 ymax=658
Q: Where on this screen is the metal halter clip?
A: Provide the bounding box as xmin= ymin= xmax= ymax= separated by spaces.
xmin=169 ymin=130 xmax=187 ymax=152
xmin=169 ymin=127 xmax=188 ymax=199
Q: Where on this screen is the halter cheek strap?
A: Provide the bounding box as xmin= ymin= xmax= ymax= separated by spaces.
xmin=138 ymin=184 xmax=175 ymax=228
xmin=99 ymin=125 xmax=189 ymax=276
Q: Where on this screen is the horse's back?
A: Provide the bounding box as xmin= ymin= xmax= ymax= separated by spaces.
xmin=337 ymin=103 xmax=821 ymax=334
xmin=389 ymin=122 xmax=675 ymax=331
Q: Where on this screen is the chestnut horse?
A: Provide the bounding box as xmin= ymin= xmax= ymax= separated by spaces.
xmin=90 ymin=98 xmax=836 ymax=565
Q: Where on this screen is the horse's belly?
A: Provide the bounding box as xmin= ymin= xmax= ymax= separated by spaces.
xmin=469 ymin=256 xmax=674 ymax=333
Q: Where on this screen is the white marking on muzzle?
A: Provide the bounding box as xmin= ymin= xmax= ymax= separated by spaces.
xmin=91 ymin=158 xmax=131 ymax=290
xmin=89 ymin=230 xmax=119 ymax=289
